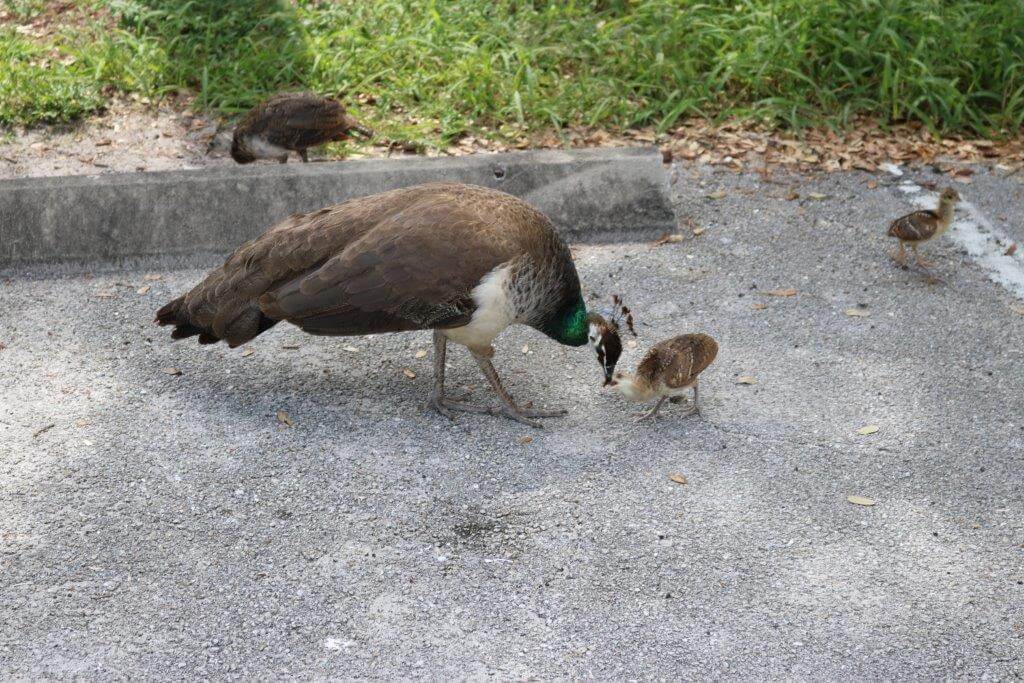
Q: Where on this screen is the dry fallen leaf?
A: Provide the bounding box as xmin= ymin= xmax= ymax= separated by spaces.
xmin=343 ymin=346 xmax=359 ymax=353
xmin=785 ymin=190 xmax=799 ymax=201
xmin=668 ymin=473 xmax=688 ymax=485
xmin=1011 ymin=304 xmax=1024 ymax=315
xmin=692 ymin=225 xmax=706 ymax=236
xmin=162 ymin=367 xmax=182 ymax=376
xmin=1005 ymin=243 xmax=1017 ymax=257
xmin=402 ymin=368 xmax=416 ymax=379
xmin=521 ymin=344 xmax=529 ymax=354
xmin=765 ymin=288 xmax=797 ymax=297
xmin=136 ymin=285 xmax=150 ymax=295
xmin=627 ymin=339 xmax=638 ymax=349
xmin=653 ymin=233 xmax=684 ymax=246
xmin=414 ymin=349 xmax=428 ymax=359
xmin=276 ymin=410 xmax=294 ymax=427
xmin=866 ymin=180 xmax=878 ymax=189
xmin=752 ymin=302 xmax=767 ymax=311
xmin=74 ymin=419 xmax=88 ymax=428
xmin=143 ymin=274 xmax=163 ymax=281
xmin=241 ymin=348 xmax=255 ymax=357
xmin=844 ymin=308 xmax=871 ymax=318
xmin=519 ymin=436 xmax=533 ymax=445
xmin=736 ymin=376 xmax=757 ymax=385
xmin=856 ymin=425 xmax=879 ymax=435
xmin=847 ymin=495 xmax=876 ymax=507
xmin=281 ymin=343 xmax=300 ymax=350
xmin=32 ymin=423 xmax=55 ymax=438
xmin=807 ymin=192 xmax=827 ymax=200
xmin=707 ymin=189 xmax=727 ymax=200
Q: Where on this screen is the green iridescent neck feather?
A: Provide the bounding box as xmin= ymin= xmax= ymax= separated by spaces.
xmin=539 ymin=297 xmax=589 ymax=347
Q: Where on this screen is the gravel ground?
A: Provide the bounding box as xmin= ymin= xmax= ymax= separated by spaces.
xmin=1 ymin=166 xmax=1023 ymax=678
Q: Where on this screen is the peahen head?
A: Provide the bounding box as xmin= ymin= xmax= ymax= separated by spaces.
xmin=586 ymin=295 xmax=636 ymax=385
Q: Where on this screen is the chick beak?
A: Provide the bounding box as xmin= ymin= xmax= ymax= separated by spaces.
xmin=349 ymin=121 xmax=374 ymax=139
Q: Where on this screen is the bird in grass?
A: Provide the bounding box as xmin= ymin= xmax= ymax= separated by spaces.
xmin=208 ymin=92 xmax=373 ymax=164
xmin=155 ymin=183 xmax=627 ymax=427
xmin=888 ymin=187 xmax=960 ymax=268
xmin=609 ymin=333 xmax=718 ymax=422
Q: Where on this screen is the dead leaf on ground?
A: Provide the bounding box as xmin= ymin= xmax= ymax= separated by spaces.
xmin=414 ymin=349 xmax=428 ymax=359
xmin=281 ymin=343 xmax=300 ymax=350
xmin=95 ymin=138 xmax=112 ymax=147
xmin=706 ymin=190 xmax=727 ymax=200
xmin=785 ymin=190 xmax=799 ymax=201
xmin=807 ymin=192 xmax=827 ymax=200
xmin=343 ymin=346 xmax=359 ymax=353
xmin=765 ymin=288 xmax=797 ymax=297
xmin=136 ymin=285 xmax=150 ymax=295
xmin=668 ymin=473 xmax=688 ymax=485
xmin=692 ymin=226 xmax=706 ymax=236
xmin=653 ymin=233 xmax=684 ymax=246
xmin=627 ymin=339 xmax=638 ymax=349
xmin=752 ymin=302 xmax=767 ymax=311
xmin=847 ymin=495 xmax=876 ymax=507
xmin=1010 ymin=304 xmax=1024 ymax=315
xmin=241 ymin=348 xmax=255 ymax=357
xmin=866 ymin=180 xmax=878 ymax=189
xmin=94 ymin=291 xmax=117 ymax=299
xmin=161 ymin=367 xmax=182 ymax=376
xmin=276 ymin=410 xmax=294 ymax=427
xmin=856 ymin=425 xmax=879 ymax=435
xmin=521 ymin=344 xmax=530 ymax=354
xmin=519 ymin=436 xmax=533 ymax=445
xmin=74 ymin=419 xmax=88 ymax=428
xmin=736 ymin=376 xmax=757 ymax=385
xmin=844 ymin=308 xmax=871 ymax=318
xmin=143 ymin=274 xmax=163 ymax=281
xmin=32 ymin=423 xmax=55 ymax=438
xmin=402 ymin=368 xmax=416 ymax=379
xmin=1005 ymin=243 xmax=1017 ymax=257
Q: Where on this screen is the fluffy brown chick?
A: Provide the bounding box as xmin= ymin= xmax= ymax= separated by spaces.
xmin=609 ymin=333 xmax=718 ymax=422
xmin=888 ymin=187 xmax=960 ymax=268
xmin=211 ymin=92 xmax=373 ymax=164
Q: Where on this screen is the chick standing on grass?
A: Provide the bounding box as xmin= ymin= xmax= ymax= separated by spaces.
xmin=888 ymin=187 xmax=960 ymax=268
xmin=609 ymin=333 xmax=718 ymax=422
xmin=208 ymin=92 xmax=373 ymax=164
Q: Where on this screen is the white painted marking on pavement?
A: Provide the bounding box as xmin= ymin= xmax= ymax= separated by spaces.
xmin=892 ymin=171 xmax=1024 ymax=300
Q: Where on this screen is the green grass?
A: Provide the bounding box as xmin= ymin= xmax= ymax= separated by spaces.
xmin=2 ymin=0 xmax=1023 ymax=145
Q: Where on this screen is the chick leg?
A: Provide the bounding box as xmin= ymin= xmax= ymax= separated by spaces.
xmin=679 ymin=381 xmax=700 ymax=416
xmin=634 ymin=397 xmax=667 ymax=423
xmin=911 ymin=244 xmax=935 ymax=268
xmin=892 ymin=241 xmax=908 ymax=266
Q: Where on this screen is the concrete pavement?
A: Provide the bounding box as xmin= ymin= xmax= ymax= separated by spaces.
xmin=1 ymin=164 xmax=1022 ymax=678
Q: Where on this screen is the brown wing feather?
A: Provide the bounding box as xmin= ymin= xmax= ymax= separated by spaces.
xmin=157 ymin=183 xmax=541 ymax=347
xmin=888 ymin=210 xmax=939 ymax=242
xmin=260 ymin=196 xmax=522 ymax=335
xmin=640 ymin=334 xmax=718 ymax=389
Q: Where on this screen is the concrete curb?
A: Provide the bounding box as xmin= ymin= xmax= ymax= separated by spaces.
xmin=0 ymin=147 xmax=674 ymax=266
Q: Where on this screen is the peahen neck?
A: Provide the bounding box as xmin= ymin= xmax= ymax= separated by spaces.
xmin=538 ymin=297 xmax=589 ymax=347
